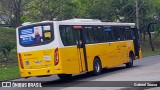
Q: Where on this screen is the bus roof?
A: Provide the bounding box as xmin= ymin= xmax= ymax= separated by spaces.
xmin=57 ymin=19 xmax=135 ymax=26
xmin=21 ymin=19 xmax=135 ymax=27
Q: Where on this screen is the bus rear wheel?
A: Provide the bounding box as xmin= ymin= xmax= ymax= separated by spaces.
xmin=58 ymin=74 xmax=72 ymax=80
xmin=126 ymin=54 xmax=134 ymax=68
xmin=93 ymin=58 xmax=102 ymax=76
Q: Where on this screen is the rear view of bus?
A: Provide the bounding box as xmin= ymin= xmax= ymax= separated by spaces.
xmin=16 ymin=21 xmax=57 ymax=78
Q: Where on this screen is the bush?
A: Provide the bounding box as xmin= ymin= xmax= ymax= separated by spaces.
xmin=0 ymin=39 xmax=16 ymax=63
xmin=0 ymin=27 xmax=16 ymax=64
xmin=0 ymin=39 xmax=15 ymax=53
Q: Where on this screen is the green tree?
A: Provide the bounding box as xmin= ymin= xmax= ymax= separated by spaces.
xmin=0 ymin=0 xmax=31 ymax=26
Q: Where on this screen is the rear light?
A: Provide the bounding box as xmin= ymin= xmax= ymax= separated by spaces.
xmin=19 ymin=53 xmax=24 ymax=69
xmin=54 ymin=48 xmax=59 ymax=65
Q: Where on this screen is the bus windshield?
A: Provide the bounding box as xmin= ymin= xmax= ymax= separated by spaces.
xmin=18 ymin=23 xmax=54 ymax=47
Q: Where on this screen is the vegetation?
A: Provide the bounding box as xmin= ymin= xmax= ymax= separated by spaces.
xmin=1 ymin=0 xmax=160 ymax=44
xmin=142 ymin=35 xmax=160 ymax=57
xmin=0 ymin=63 xmax=19 ymax=81
xmin=0 ymin=0 xmax=159 ymax=26
xmin=0 ymin=27 xmax=19 ymax=81
xmin=0 ymin=27 xmax=17 ymax=64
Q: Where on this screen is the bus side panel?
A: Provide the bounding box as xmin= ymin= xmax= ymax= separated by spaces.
xmin=105 ymin=42 xmax=126 ymax=68
xmin=105 ymin=43 xmax=118 ymax=68
xmin=106 ymin=40 xmax=135 ymax=68
xmin=127 ymin=41 xmax=135 ymax=60
xmin=108 ymin=42 xmax=123 ymax=66
xmin=85 ymin=42 xmax=128 ymax=71
xmin=58 ymin=47 xmax=81 ymax=74
xmin=117 ymin=40 xmax=135 ymax=64
xmin=120 ymin=40 xmax=135 ymax=64
xmin=119 ymin=41 xmax=128 ymax=64
xmin=85 ymin=43 xmax=108 ymax=72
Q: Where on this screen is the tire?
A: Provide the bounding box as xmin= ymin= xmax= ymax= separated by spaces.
xmin=58 ymin=74 xmax=72 ymax=80
xmin=93 ymin=58 xmax=102 ymax=76
xmin=126 ymin=54 xmax=134 ymax=68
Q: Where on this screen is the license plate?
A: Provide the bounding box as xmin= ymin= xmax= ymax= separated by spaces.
xmin=35 ymin=61 xmax=42 ymax=65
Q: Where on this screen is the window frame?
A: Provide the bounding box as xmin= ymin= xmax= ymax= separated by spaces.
xmin=124 ymin=26 xmax=134 ymax=40
xmin=59 ymin=25 xmax=77 ymax=46
xmin=18 ymin=22 xmax=54 ymax=47
xmin=84 ymin=25 xmax=106 ymax=44
xmin=103 ymin=26 xmax=115 ymax=42
xmin=59 ymin=25 xmax=135 ymax=46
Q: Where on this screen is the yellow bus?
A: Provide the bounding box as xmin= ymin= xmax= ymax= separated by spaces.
xmin=16 ymin=19 xmax=142 ymax=79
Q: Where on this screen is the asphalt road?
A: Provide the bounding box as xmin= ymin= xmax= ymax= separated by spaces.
xmin=1 ymin=55 xmax=160 ymax=90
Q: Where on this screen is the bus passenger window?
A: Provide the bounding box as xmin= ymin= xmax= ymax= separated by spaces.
xmin=125 ymin=30 xmax=133 ymax=40
xmin=93 ymin=26 xmax=105 ymax=43
xmin=84 ymin=26 xmax=95 ymax=44
xmin=119 ymin=27 xmax=126 ymax=41
xmin=104 ymin=27 xmax=113 ymax=42
xmin=84 ymin=27 xmax=90 ymax=44
xmin=93 ymin=27 xmax=98 ymax=43
xmin=112 ymin=27 xmax=121 ymax=41
xmin=59 ymin=26 xmax=76 ymax=46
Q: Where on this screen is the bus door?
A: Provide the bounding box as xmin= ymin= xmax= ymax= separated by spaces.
xmin=59 ymin=25 xmax=86 ymax=74
xmin=132 ymin=27 xmax=140 ymax=58
xmin=73 ymin=26 xmax=88 ymax=72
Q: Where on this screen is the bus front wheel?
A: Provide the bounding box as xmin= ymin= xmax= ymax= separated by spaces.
xmin=93 ymin=58 xmax=102 ymax=76
xmin=58 ymin=74 xmax=72 ymax=80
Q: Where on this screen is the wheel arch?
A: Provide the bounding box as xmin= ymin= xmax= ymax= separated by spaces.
xmin=94 ymin=56 xmax=102 ymax=66
xmin=129 ymin=50 xmax=135 ymax=60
